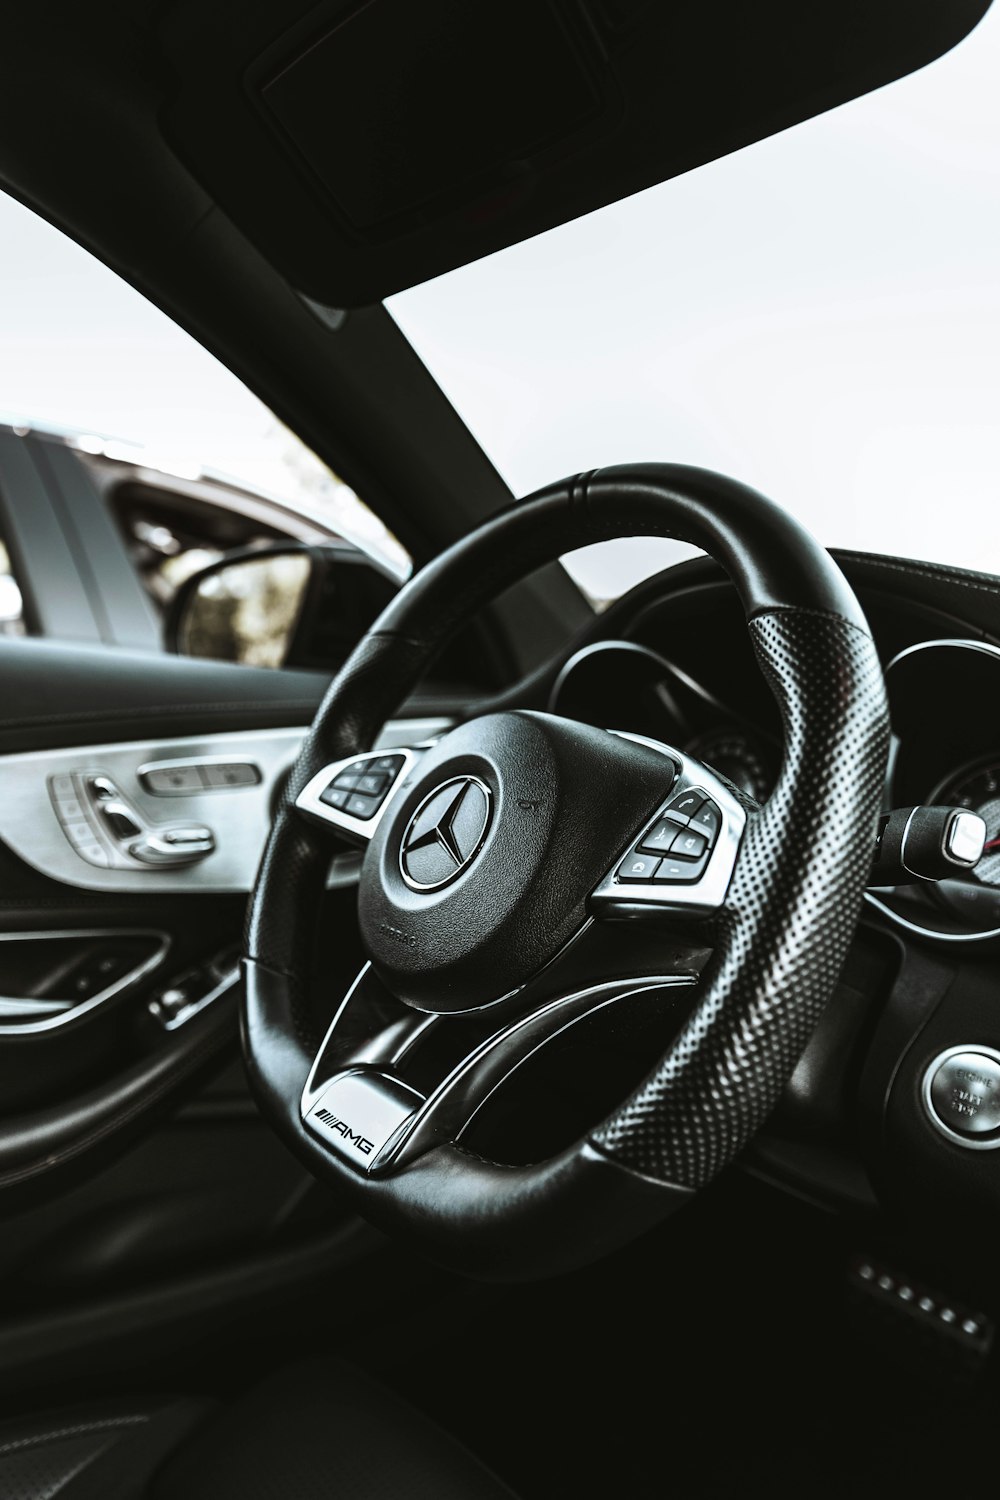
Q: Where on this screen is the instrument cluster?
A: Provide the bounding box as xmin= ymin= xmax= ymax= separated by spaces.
xmin=550 ymin=628 xmax=1000 ymax=943
xmin=548 ymin=638 xmax=778 ymax=809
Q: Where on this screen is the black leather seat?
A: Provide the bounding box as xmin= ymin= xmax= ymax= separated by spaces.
xmin=0 ymin=1358 xmax=518 ymax=1500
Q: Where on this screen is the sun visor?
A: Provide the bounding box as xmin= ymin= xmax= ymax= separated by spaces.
xmin=158 ymin=0 xmax=992 ymax=306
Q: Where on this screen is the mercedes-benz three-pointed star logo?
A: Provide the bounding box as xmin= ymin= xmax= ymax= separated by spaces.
xmin=399 ymin=776 xmax=492 ymax=891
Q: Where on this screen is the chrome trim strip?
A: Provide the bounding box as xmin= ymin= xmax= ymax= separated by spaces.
xmin=862 ymin=891 xmax=1000 ymax=945
xmin=886 ymin=637 xmax=1000 ymax=673
xmin=0 ymin=928 xmax=169 ymax=1033
xmin=897 ymin=806 xmax=930 ymax=882
xmin=301 ymin=962 xmax=378 ymax=1110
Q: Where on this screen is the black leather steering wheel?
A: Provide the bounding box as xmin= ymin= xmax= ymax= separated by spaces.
xmin=243 ymin=464 xmax=889 ymax=1279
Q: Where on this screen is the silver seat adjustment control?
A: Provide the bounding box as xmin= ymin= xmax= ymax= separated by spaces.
xmin=48 ymin=772 xmax=216 ymax=871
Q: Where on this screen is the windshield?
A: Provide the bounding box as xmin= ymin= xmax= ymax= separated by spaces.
xmin=387 ymin=6 xmax=1000 ymax=607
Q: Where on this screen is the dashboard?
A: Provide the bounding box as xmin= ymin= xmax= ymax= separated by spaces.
xmin=501 ymin=547 xmax=1000 ymax=1258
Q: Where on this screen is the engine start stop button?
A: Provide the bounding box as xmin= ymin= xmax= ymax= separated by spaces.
xmin=923 ymin=1047 xmax=1000 ymax=1148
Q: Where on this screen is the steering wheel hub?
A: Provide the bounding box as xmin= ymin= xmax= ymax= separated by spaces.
xmin=358 ymin=710 xmax=671 ymax=1013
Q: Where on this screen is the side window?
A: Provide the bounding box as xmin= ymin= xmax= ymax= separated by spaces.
xmin=0 ymin=188 xmax=409 ymax=650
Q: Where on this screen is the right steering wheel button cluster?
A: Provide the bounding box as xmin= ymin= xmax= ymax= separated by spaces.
xmin=590 ymin=735 xmax=748 ymax=916
xmin=619 ymin=787 xmax=720 ymax=885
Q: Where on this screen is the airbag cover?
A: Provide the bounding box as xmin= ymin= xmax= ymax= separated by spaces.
xmin=358 ymin=711 xmax=671 ymax=1012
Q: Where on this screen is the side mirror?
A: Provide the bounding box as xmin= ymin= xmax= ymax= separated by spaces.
xmin=164 ymin=543 xmax=399 ymax=670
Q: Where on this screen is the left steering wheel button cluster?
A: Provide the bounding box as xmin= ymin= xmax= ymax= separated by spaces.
xmin=321 ymin=753 xmax=405 ymax=820
xmin=296 ymin=747 xmax=422 ymax=836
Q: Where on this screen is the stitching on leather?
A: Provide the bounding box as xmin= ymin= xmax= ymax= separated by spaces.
xmin=0 ymin=1415 xmax=146 ymax=1456
xmin=451 ymin=1142 xmax=519 ymax=1171
xmin=836 ymin=550 xmax=1000 ymax=597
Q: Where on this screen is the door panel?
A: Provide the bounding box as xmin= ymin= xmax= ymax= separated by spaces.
xmin=0 ymin=721 xmax=446 ymax=894
xmin=0 ymin=635 xmax=331 ymax=752
xmin=0 ymin=635 xmax=455 ymax=1375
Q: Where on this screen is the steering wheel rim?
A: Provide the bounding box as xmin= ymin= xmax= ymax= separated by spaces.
xmin=242 ymin=464 xmax=889 ymax=1279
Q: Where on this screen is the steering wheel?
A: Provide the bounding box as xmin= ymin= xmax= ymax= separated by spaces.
xmin=243 ymin=465 xmax=888 ymax=1280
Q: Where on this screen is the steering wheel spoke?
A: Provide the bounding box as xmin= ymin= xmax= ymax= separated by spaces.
xmin=295 ymin=745 xmax=427 ymax=843
xmin=300 ymin=959 xmax=701 ymax=1179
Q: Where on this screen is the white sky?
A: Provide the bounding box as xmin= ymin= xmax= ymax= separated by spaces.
xmin=388 ymin=4 xmax=1000 ymax=601
xmin=0 ymin=201 xmax=279 ymax=477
